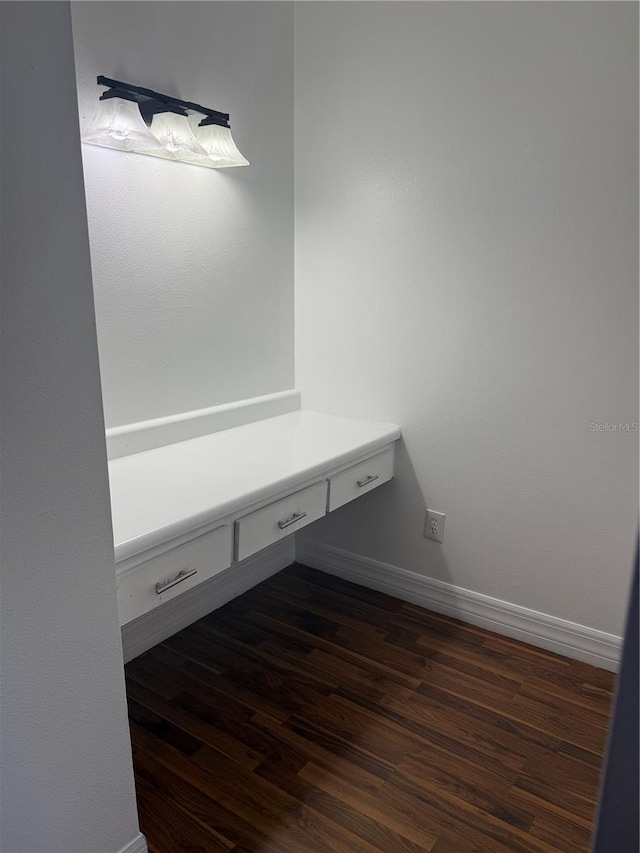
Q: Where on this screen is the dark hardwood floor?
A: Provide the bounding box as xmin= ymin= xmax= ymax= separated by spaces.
xmin=125 ymin=563 xmax=615 ymax=853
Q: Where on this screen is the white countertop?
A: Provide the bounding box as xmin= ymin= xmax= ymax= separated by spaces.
xmin=109 ymin=409 xmax=401 ymax=563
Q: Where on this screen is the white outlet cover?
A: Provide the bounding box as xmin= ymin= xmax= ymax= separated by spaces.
xmin=424 ymin=509 xmax=445 ymax=543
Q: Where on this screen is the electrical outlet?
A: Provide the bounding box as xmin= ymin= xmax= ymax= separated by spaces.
xmin=424 ymin=510 xmax=445 ymax=543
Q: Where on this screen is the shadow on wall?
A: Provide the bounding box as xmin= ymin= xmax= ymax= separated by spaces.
xmin=298 ymin=438 xmax=462 ymax=609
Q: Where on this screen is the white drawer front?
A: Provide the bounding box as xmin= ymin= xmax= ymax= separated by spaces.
xmin=235 ymin=481 xmax=327 ymax=562
xmin=116 ymin=525 xmax=232 ymax=625
xmin=328 ymin=447 xmax=394 ymax=512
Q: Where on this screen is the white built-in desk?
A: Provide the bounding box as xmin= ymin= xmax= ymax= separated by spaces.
xmin=108 ymin=409 xmax=401 ymax=628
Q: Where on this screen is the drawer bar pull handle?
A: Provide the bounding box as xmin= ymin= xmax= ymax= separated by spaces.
xmin=278 ymin=511 xmax=307 ymax=530
xmin=357 ymin=474 xmax=379 ymax=488
xmin=155 ymin=568 xmax=198 ymax=595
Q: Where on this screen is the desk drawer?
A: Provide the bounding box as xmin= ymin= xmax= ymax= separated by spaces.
xmin=116 ymin=525 xmax=232 ymax=625
xmin=328 ymin=447 xmax=394 ymax=512
xmin=235 ymin=481 xmax=326 ymax=561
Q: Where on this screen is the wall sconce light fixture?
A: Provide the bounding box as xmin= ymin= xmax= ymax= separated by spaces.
xmin=82 ymin=76 xmax=249 ymax=169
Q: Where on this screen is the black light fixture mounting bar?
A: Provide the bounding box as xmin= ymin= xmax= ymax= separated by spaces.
xmin=96 ymin=75 xmax=231 ymax=128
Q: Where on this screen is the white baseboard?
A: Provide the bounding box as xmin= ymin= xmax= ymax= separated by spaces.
xmin=122 ymin=538 xmax=295 ymax=662
xmin=117 ymin=833 xmax=148 ymax=853
xmin=296 ymin=539 xmax=622 ymax=672
xmin=107 ymin=389 xmax=300 ymax=459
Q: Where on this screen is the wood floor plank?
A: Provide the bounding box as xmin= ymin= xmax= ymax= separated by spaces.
xmin=386 ymin=770 xmax=562 ymax=853
xmin=394 ymin=749 xmax=532 ymax=829
xmin=376 ymin=693 xmax=532 ymax=779
xmin=249 ymin=764 xmax=393 ymax=853
xmin=126 ymin=677 xmax=265 ymax=771
xmin=277 ymin=711 xmax=398 ymax=781
xmin=186 ymin=618 xmax=343 ymax=696
xmin=281 ymin=564 xmax=404 ymax=613
xmin=297 ymin=761 xmax=439 ymax=851
xmin=418 ymin=656 xmax=523 ymax=709
xmin=249 ymin=608 xmax=425 ymax=686
xmin=134 ymin=777 xmax=235 ymax=853
xmin=126 ymin=563 xmax=613 ymax=853
xmin=511 ymin=774 xmax=598 ymax=824
xmin=390 ymin=683 xmax=563 ymax=761
xmin=193 ymin=612 xmax=417 ymax=706
xmin=430 ymin=828 xmax=511 ymax=853
xmin=414 ymin=677 xmax=595 ymax=754
xmin=250 ymin=712 xmax=390 ymax=795
xmin=521 ymin=676 xmax=613 ymax=720
xmin=528 ymin=813 xmax=594 ymax=853
xmin=150 ymin=641 xmax=292 ymax=724
xmin=515 ymin=680 xmax=612 ymax=730
xmin=128 ymin=697 xmax=202 ymax=758
xmin=282 ymin=698 xmax=422 ymax=767
xmin=261 ymin=573 xmax=392 ymax=640
xmin=507 ymin=785 xmax=594 ymax=833
xmin=252 ymin=603 xmax=435 ymax=680
xmin=506 ymin=691 xmax=609 ymax=755
xmin=225 ymin=590 xmax=436 ymax=679
xmin=449 ymin=639 xmax=594 ymax=694
xmin=134 ymin=722 xmax=339 ymax=853
xmin=518 ymin=749 xmax=602 ymax=804
xmin=580 ymin=679 xmax=616 ymax=705
xmin=133 ymin=738 xmax=296 ymax=853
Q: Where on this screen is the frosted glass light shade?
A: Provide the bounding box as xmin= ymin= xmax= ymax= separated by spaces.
xmin=190 ymin=118 xmax=250 ymax=168
xmin=137 ymin=112 xmax=207 ymax=161
xmin=82 ymin=98 xmax=160 ymax=152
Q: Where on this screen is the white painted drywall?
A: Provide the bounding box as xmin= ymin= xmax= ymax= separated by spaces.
xmin=71 ymin=1 xmax=294 ymax=428
xmin=0 ymin=3 xmax=143 ymax=851
xmin=295 ymin=2 xmax=638 ymax=636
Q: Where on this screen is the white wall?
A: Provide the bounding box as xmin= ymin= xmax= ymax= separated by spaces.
xmin=295 ymin=1 xmax=638 ymax=637
xmin=0 ymin=3 xmax=142 ymax=852
xmin=72 ymin=1 xmax=294 ymax=428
